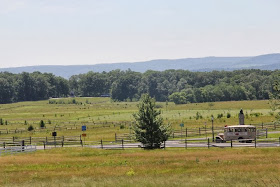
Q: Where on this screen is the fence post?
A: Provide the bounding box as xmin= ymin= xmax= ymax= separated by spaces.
xmin=164 ymin=141 xmax=166 ymax=149
xmin=186 ymin=128 xmax=188 ymax=137
xmin=199 ymin=127 xmax=201 ymax=135
xmin=266 ymin=128 xmax=268 ymax=138
xmin=185 ymin=139 xmax=187 ymax=149
xmin=207 ymin=138 xmax=210 ymax=149
xmin=122 ymin=139 xmax=124 ymax=149
xmin=254 ymin=138 xmax=256 ymax=148
xmin=13 ymin=136 xmax=15 ymax=142
xmin=115 ymin=133 xmax=117 ymax=141
xmin=22 ymin=140 xmax=25 ymax=152
xmin=101 ymin=139 xmax=103 ymax=149
xmin=30 ymin=136 xmax=32 ymax=144
xmin=44 ymin=142 xmax=46 ymax=150
xmin=62 ymin=141 xmax=64 ymax=147
xmin=173 ymin=132 xmax=174 ymax=138
xmin=231 ymin=140 xmax=233 ymax=148
xmin=3 ymin=142 xmax=5 ymax=148
xmin=80 ymin=139 xmax=83 ymax=147
xmin=262 ymin=122 xmax=263 ymax=129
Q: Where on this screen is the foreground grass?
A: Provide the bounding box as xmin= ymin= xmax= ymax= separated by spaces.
xmin=1 ymin=147 xmax=280 ymax=186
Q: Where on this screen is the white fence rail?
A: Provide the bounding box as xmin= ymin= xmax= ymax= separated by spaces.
xmin=0 ymin=145 xmax=37 ymax=156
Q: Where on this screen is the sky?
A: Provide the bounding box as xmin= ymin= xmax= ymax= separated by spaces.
xmin=0 ymin=0 xmax=280 ymax=68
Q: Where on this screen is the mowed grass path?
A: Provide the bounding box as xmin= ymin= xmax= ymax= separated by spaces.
xmin=1 ymin=148 xmax=280 ymax=186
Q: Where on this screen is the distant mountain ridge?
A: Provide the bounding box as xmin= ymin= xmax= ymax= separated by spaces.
xmin=1 ymin=53 xmax=280 ymax=78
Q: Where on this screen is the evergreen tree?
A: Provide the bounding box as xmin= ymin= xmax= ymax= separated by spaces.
xmin=133 ymin=94 xmax=171 ymax=149
xmin=39 ymin=120 xmax=45 ymax=128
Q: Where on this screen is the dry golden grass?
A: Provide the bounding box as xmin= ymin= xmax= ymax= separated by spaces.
xmin=1 ymin=148 xmax=280 ymax=186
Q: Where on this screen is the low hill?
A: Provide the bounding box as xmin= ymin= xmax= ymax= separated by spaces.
xmin=1 ymin=53 xmax=280 ymax=78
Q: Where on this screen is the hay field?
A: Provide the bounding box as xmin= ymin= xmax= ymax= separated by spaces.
xmin=1 ymin=148 xmax=280 ymax=186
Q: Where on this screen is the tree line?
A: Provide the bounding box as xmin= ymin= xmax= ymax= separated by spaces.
xmin=0 ymin=69 xmax=279 ymax=104
xmin=0 ymin=71 xmax=69 ymax=103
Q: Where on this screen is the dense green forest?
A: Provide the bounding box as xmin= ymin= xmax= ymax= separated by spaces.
xmin=0 ymin=69 xmax=279 ymax=104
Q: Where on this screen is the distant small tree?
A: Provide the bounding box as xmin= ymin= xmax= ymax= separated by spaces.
xmin=24 ymin=120 xmax=28 ymax=125
xmin=0 ymin=118 xmax=3 ymax=125
xmin=28 ymin=125 xmax=34 ymax=131
xmin=133 ymin=94 xmax=172 ymax=149
xmin=227 ymin=113 xmax=231 ymax=118
xmin=39 ymin=120 xmax=45 ymax=128
xmin=5 ymin=120 xmax=8 ymax=125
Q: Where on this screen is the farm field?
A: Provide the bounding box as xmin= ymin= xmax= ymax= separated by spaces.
xmin=0 ymin=98 xmax=277 ymax=141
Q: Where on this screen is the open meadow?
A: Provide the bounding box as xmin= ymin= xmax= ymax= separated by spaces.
xmin=0 ymin=98 xmax=277 ymax=140
xmin=1 ymin=98 xmax=280 ymax=186
xmin=1 ymin=148 xmax=280 ymax=186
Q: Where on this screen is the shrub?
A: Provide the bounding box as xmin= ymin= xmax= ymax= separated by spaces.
xmin=40 ymin=120 xmax=45 ymax=128
xmin=217 ymin=113 xmax=223 ymax=118
xmin=227 ymin=113 xmax=231 ymax=118
xmin=28 ymin=125 xmax=34 ymax=131
xmin=196 ymin=112 xmax=203 ymax=120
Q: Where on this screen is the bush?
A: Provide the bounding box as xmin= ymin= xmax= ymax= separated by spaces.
xmin=28 ymin=125 xmax=34 ymax=131
xmin=40 ymin=120 xmax=45 ymax=128
xmin=227 ymin=113 xmax=231 ymax=118
xmin=196 ymin=112 xmax=203 ymax=120
xmin=217 ymin=113 xmax=223 ymax=118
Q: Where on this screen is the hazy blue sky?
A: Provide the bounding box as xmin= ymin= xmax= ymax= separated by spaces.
xmin=0 ymin=0 xmax=280 ymax=68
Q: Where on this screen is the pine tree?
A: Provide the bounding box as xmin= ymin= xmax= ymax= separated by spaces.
xmin=39 ymin=120 xmax=45 ymax=128
xmin=133 ymin=94 xmax=171 ymax=149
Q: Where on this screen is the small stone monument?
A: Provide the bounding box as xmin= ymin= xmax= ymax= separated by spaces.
xmin=239 ymin=109 xmax=245 ymax=125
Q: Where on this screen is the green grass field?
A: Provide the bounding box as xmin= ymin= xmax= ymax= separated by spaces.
xmin=0 ymin=98 xmax=276 ymax=140
xmin=1 ymin=98 xmax=280 ymax=186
